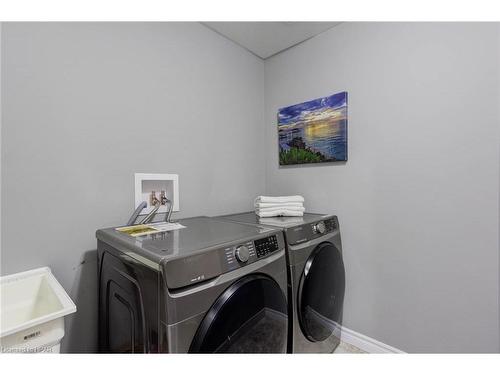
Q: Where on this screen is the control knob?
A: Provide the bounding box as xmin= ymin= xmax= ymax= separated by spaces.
xmin=234 ymin=245 xmax=250 ymax=263
xmin=314 ymin=221 xmax=326 ymax=234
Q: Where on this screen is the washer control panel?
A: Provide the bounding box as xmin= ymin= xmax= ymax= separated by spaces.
xmin=165 ymin=231 xmax=284 ymax=289
xmin=224 ymin=240 xmax=256 ymax=269
xmin=223 ymin=234 xmax=281 ymax=271
xmin=254 ymin=235 xmax=279 ymax=258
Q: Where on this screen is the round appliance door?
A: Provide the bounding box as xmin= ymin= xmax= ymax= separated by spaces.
xmin=189 ymin=274 xmax=288 ymax=353
xmin=297 ymin=241 xmax=345 ymax=342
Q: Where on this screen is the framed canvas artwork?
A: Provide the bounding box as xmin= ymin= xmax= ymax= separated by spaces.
xmin=278 ymin=92 xmax=348 ymax=165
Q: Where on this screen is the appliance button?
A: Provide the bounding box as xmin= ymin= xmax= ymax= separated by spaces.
xmin=314 ymin=221 xmax=326 ymax=234
xmin=234 ymin=246 xmax=250 ymax=263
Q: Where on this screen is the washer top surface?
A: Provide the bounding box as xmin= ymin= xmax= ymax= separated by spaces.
xmin=96 ymin=216 xmax=275 ymax=264
xmin=217 ymin=212 xmax=330 ymax=229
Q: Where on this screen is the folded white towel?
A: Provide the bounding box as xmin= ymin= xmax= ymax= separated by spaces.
xmin=259 ymin=216 xmax=305 ymax=226
xmin=256 ymin=206 xmax=305 ymax=214
xmin=254 ymin=195 xmax=305 ymax=204
xmin=254 ymin=202 xmax=304 ymax=209
xmin=256 ymin=208 xmax=305 ymax=218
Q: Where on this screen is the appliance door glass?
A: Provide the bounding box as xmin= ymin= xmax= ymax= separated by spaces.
xmin=189 ymin=274 xmax=287 ymax=353
xmin=297 ymin=241 xmax=345 ymax=342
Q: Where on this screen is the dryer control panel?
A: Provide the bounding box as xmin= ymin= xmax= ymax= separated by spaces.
xmin=286 ymin=216 xmax=338 ymax=245
xmin=311 ymin=218 xmax=337 ymax=234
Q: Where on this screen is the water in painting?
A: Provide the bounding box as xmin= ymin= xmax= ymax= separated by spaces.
xmin=278 ymin=92 xmax=347 ymax=165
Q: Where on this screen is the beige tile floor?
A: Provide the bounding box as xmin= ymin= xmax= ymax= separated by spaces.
xmin=333 ymin=341 xmax=367 ymax=353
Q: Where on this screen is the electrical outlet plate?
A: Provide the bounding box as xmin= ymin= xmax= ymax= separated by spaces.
xmin=134 ymin=173 xmax=179 ymax=214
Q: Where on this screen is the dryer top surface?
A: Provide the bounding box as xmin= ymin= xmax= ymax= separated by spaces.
xmin=217 ymin=212 xmax=332 ymax=229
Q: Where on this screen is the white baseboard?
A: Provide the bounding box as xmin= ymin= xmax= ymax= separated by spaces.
xmin=340 ymin=326 xmax=405 ymax=353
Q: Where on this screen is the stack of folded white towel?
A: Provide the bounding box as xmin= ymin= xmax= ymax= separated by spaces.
xmin=254 ymin=195 xmax=305 ymax=218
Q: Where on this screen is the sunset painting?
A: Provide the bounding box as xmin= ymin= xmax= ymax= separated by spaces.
xmin=278 ymin=92 xmax=348 ymax=165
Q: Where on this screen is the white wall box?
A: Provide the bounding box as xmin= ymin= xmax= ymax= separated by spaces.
xmin=134 ymin=173 xmax=180 ymax=215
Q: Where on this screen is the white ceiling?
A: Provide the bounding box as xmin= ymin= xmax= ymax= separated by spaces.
xmin=203 ymin=22 xmax=341 ymax=59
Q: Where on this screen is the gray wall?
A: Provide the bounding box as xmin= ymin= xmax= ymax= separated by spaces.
xmin=264 ymin=22 xmax=500 ymax=352
xmin=1 ymin=22 xmax=265 ymax=352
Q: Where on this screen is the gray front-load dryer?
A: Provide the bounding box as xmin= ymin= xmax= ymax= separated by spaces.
xmin=215 ymin=212 xmax=345 ymax=353
xmin=96 ymin=216 xmax=288 ymax=353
